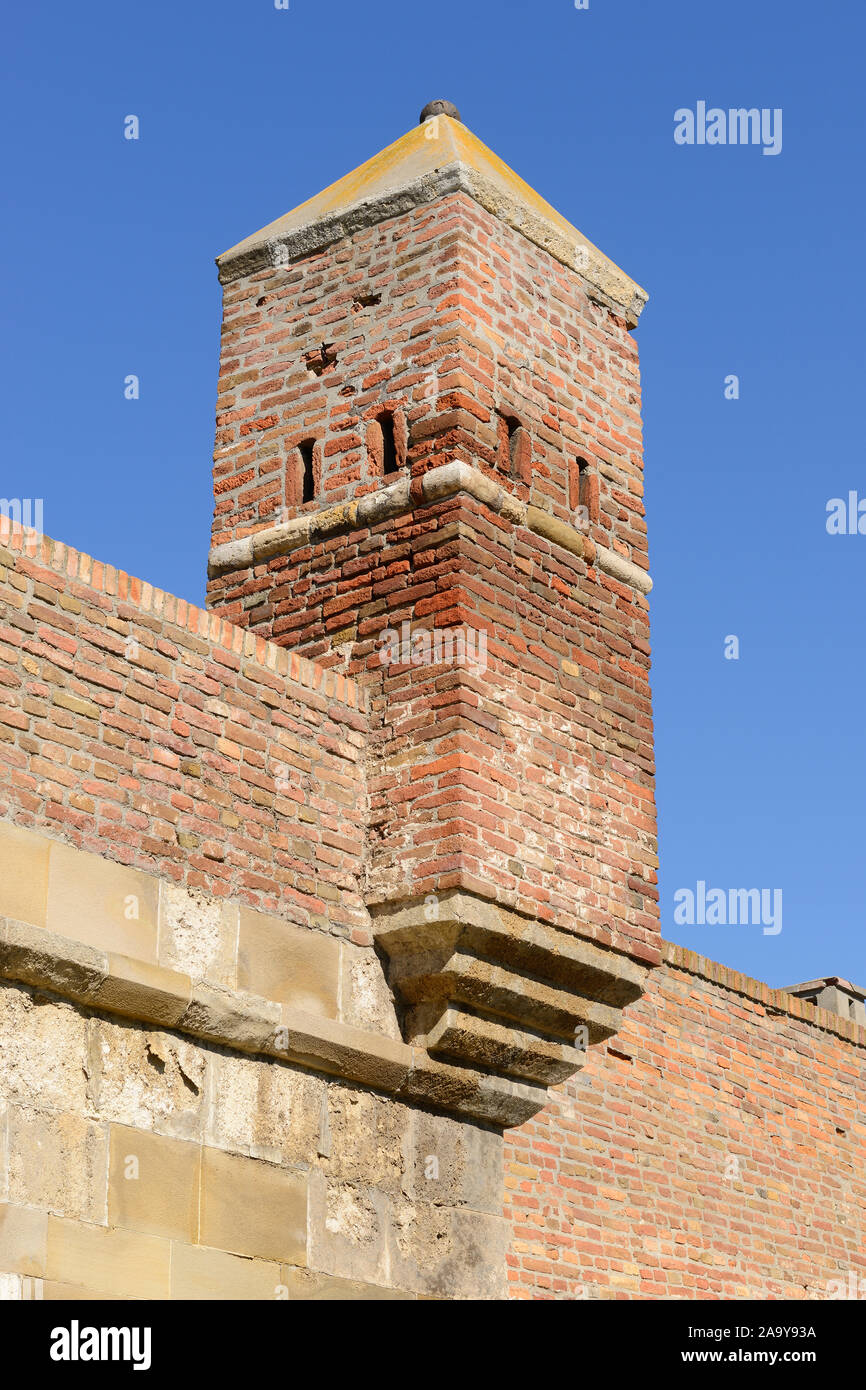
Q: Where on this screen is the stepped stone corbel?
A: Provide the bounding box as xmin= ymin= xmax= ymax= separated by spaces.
xmin=370 ymin=889 xmax=646 ymax=1094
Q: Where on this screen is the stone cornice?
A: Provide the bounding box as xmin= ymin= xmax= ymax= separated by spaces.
xmin=207 ymin=461 xmax=653 ymax=596
xmin=371 ymin=890 xmax=648 ymax=1086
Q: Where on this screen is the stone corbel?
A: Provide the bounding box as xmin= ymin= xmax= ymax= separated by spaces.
xmin=370 ymin=889 xmax=647 ymax=1093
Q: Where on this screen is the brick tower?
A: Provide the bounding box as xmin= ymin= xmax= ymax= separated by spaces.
xmin=206 ymin=103 xmax=659 ymax=1096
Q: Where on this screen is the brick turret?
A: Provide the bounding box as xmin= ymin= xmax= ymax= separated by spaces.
xmin=206 ymin=105 xmax=659 ymax=1090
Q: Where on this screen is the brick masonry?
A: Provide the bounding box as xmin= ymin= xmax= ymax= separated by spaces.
xmin=506 ymin=942 xmax=866 ymax=1300
xmin=0 ymin=521 xmax=368 ymax=944
xmin=208 ymin=193 xmax=647 ymax=563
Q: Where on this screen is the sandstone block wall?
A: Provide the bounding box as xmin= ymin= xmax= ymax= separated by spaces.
xmin=506 ymin=942 xmax=866 ymax=1300
xmin=0 ymin=973 xmax=504 ymax=1300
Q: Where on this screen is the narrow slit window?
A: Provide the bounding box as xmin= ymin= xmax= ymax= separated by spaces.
xmin=506 ymin=417 xmax=521 ymax=473
xmin=299 ymin=439 xmax=316 ymax=503
xmin=578 ymin=458 xmax=589 ymax=511
xmin=367 ymin=411 xmax=402 ymax=477
xmin=380 ymin=412 xmax=399 ymax=476
xmin=499 ymin=413 xmax=530 ymax=483
xmin=571 ymin=456 xmax=597 ymax=526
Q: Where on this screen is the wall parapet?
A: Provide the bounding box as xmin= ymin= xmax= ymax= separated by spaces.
xmin=0 ymin=519 xmax=361 ymax=710
xmin=0 ymin=521 xmax=367 ymax=939
xmin=663 ymin=940 xmax=866 ymax=1048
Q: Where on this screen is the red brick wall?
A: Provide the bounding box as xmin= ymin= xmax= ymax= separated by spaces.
xmin=0 ymin=522 xmax=369 ymax=942
xmin=505 ymin=942 xmax=866 ymax=1299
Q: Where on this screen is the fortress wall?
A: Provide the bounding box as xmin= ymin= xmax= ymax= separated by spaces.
xmin=0 ymin=523 xmax=507 ymax=1301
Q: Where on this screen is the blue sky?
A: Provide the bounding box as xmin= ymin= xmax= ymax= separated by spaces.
xmin=2 ymin=0 xmax=864 ymax=989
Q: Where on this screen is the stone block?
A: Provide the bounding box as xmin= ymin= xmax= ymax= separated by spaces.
xmin=41 ymin=1280 xmax=131 ymax=1300
xmin=159 ymin=883 xmax=238 ymax=990
xmin=276 ymin=1006 xmax=411 ymax=1094
xmin=45 ymin=1216 xmax=171 ymax=1299
xmin=0 ymin=917 xmax=107 ymax=1004
xmin=205 ymin=1051 xmax=324 ymax=1165
xmin=388 ymin=1202 xmax=509 ymax=1300
xmin=170 ymin=1242 xmax=281 ymax=1300
xmin=87 ymin=1017 xmax=208 ymax=1141
xmin=0 ymin=1203 xmax=48 ymax=1277
xmin=307 ymin=1170 xmax=389 ymax=1286
xmin=7 ymin=1107 xmax=107 ymax=1222
xmin=199 ymin=1147 xmax=307 ymax=1265
xmin=0 ymin=822 xmax=50 ymax=929
xmin=97 ymin=955 xmax=191 ymax=1027
xmin=339 ymin=942 xmax=401 ymax=1039
xmin=278 ymin=1266 xmax=413 ymax=1300
xmin=407 ymin=1110 xmax=502 ymax=1216
xmin=0 ymin=983 xmax=89 ymax=1113
xmin=318 ymin=1085 xmax=406 ymax=1192
xmin=46 ymin=842 xmax=158 ymax=962
xmin=238 ymin=909 xmax=340 ymax=1017
xmin=108 ymin=1125 xmax=200 ymax=1242
xmin=179 ymin=982 xmax=281 ymax=1053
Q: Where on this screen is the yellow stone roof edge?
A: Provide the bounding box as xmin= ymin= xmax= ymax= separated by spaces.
xmin=216 ymin=117 xmax=648 ymax=326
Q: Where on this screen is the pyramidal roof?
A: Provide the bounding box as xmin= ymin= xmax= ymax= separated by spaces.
xmin=217 ymin=111 xmax=647 ymax=325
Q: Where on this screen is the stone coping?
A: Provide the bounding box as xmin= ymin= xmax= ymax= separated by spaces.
xmin=208 ymin=460 xmax=653 ymax=597
xmin=0 ymin=517 xmax=362 ymax=711
xmin=781 ymin=974 xmax=865 ymax=999
xmin=664 ymin=941 xmax=866 ymax=1049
